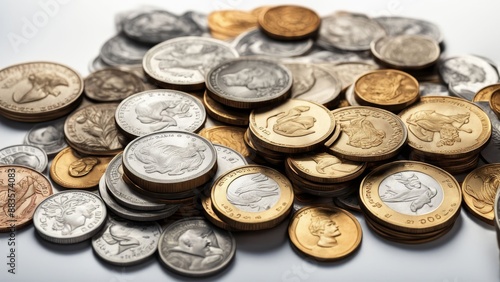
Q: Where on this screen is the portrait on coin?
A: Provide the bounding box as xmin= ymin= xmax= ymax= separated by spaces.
xmin=28 ymin=124 xmax=65 ymax=147
xmin=102 ymin=223 xmax=141 ymax=255
xmin=0 ymin=152 xmax=40 ymax=170
xmin=220 ymin=66 xmax=288 ymax=97
xmin=41 ymin=195 xmax=97 ymax=235
xmin=309 ymin=212 xmax=341 ymax=248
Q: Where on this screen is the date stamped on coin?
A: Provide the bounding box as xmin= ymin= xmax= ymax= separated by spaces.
xmin=5 ymin=167 xmax=17 ymax=274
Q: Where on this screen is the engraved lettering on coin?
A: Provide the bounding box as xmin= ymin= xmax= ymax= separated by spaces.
xmin=226 ymin=173 xmax=280 ymax=212
xmin=406 ymin=110 xmax=472 ymax=147
xmin=135 ymin=100 xmax=192 ymax=131
xmin=309 ymin=211 xmax=342 ymax=248
xmin=339 ymin=113 xmax=385 ymax=149
xmin=69 ymin=157 xmax=99 ymax=177
xmin=311 ymin=153 xmax=359 ymax=175
xmin=266 ymin=106 xmax=316 ymax=137
xmin=379 ymin=172 xmax=443 ymax=215
xmin=10 ymin=72 xmax=69 ymax=104
xmin=464 ymin=167 xmax=500 ymax=214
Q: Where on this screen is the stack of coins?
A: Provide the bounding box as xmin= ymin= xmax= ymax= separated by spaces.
xmin=207 ymin=9 xmax=258 ymax=40
xmin=84 ymin=68 xmax=145 ymax=103
xmin=399 ymin=96 xmax=492 ymax=174
xmin=359 ymin=161 xmax=462 ymax=244
xmin=494 ymin=188 xmax=500 ymax=248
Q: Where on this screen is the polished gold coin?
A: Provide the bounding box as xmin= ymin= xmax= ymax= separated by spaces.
xmin=211 ymin=165 xmax=294 ymax=231
xmin=359 ymin=161 xmax=462 ymax=233
xmin=203 ymin=91 xmax=249 ymax=126
xmin=473 ymin=83 xmax=500 ymax=102
xmin=328 ymin=106 xmax=407 ymax=162
xmin=200 ymin=194 xmax=236 ymax=231
xmin=354 ymin=69 xmax=419 ymax=112
xmin=251 ymin=6 xmax=272 ymax=18
xmin=462 ymin=164 xmax=500 ymax=225
xmin=399 ymin=96 xmax=492 ymax=158
xmin=490 ymin=90 xmax=500 ymax=117
xmin=288 ymin=206 xmax=362 ymax=261
xmin=208 ymin=10 xmax=257 ymax=39
xmin=284 ymin=164 xmax=353 ymax=195
xmin=50 ymin=147 xmax=113 ymax=189
xmin=245 ymin=129 xmax=284 ymax=159
xmin=199 ymin=126 xmax=250 ymax=158
xmin=249 ymin=99 xmax=336 ymax=154
xmin=258 ymin=5 xmax=320 ymax=40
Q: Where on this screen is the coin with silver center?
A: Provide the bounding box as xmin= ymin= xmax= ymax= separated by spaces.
xmin=33 ymin=190 xmax=107 ymax=244
xmin=0 ymin=145 xmax=48 ymax=173
xmin=157 ymin=217 xmax=236 ymax=277
xmin=92 ymin=215 xmax=162 ymax=266
xmin=115 ymin=90 xmax=206 ymax=139
xmin=374 ymin=16 xmax=443 ymax=43
xmin=24 ymin=118 xmax=67 ymax=156
xmin=100 ymin=34 xmax=150 ymax=66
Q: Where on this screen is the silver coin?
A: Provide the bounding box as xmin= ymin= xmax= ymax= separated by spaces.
xmin=284 ymin=63 xmax=341 ymax=106
xmin=84 ymin=68 xmax=145 ymax=102
xmin=123 ymin=10 xmax=203 ymax=44
xmin=33 ymin=190 xmax=107 ymax=244
xmin=115 ymin=90 xmax=206 ymax=139
xmin=88 ymin=55 xmax=110 ymax=73
xmin=143 ymin=37 xmax=239 ymax=90
xmin=205 ymin=58 xmax=292 ymax=108
xmin=114 ymin=64 xmax=159 ymax=90
xmin=158 ymin=217 xmax=236 ymax=277
xmin=317 ymin=62 xmax=379 ymax=90
xmin=92 ymin=215 xmax=162 ymax=266
xmin=99 ymin=176 xmax=179 ymax=221
xmin=333 ymin=193 xmax=361 ymax=212
xmin=24 ymin=118 xmax=67 ymax=156
xmin=100 ymin=34 xmax=150 ymax=66
xmin=319 ymin=12 xmax=386 ymax=51
xmin=345 ymin=83 xmax=360 ymax=106
xmin=0 ymin=145 xmax=48 ymax=173
xmin=182 ymin=11 xmax=209 ymax=33
xmin=105 ymin=153 xmax=169 ymax=211
xmin=288 ymin=48 xmax=375 ymax=64
xmin=419 ymin=82 xmax=450 ymax=97
xmin=494 ymin=187 xmax=500 ymax=247
xmin=374 ymin=16 xmax=443 ymax=43
xmin=439 ymin=55 xmax=500 ymax=100
xmin=476 ymin=101 xmax=500 ymax=164
xmin=232 ymin=28 xmax=313 ymax=57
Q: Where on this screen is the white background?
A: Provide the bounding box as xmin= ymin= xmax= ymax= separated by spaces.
xmin=1 ymin=1 xmax=500 ymax=281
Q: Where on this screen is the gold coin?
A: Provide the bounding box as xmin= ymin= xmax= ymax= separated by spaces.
xmin=251 ymin=6 xmax=272 ymax=18
xmin=490 ymin=90 xmax=500 ymax=117
xmin=258 ymin=5 xmax=320 ymax=40
xmin=203 ymin=91 xmax=249 ymax=126
xmin=288 ymin=206 xmax=362 ymax=261
xmin=211 ymin=165 xmax=294 ymax=231
xmin=461 ymin=164 xmax=500 ymax=225
xmin=200 ymin=194 xmax=237 ymax=231
xmin=50 ymin=147 xmax=113 ymax=189
xmin=245 ymin=129 xmax=284 ymax=159
xmin=359 ymin=160 xmax=462 ymax=233
xmin=354 ymin=69 xmax=419 ymax=112
xmin=208 ymin=10 xmax=257 ymax=39
xmin=473 ymin=83 xmax=500 ymax=102
xmin=399 ymin=96 xmax=492 ymax=158
xmin=284 ymin=164 xmax=353 ymax=195
xmin=199 ymin=126 xmax=250 ymax=157
xmin=328 ymin=106 xmax=407 ymax=162
xmin=250 ymin=99 xmax=336 ymax=154
xmin=323 ymin=124 xmax=341 ymax=147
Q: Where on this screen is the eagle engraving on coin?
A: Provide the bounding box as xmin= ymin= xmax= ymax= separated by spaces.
xmin=309 ymin=211 xmax=341 ymax=248
xmin=10 ymin=72 xmax=69 ymax=104
xmin=226 ymin=173 xmax=280 ymax=212
xmin=339 ymin=113 xmax=385 ymax=149
xmin=135 ymin=100 xmax=192 ymax=131
xmin=266 ymin=106 xmax=316 ymax=137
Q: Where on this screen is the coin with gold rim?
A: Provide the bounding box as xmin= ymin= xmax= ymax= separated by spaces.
xmin=473 ymin=83 xmax=500 ymax=102
xmin=203 ymin=92 xmax=249 ymax=126
xmin=490 ymin=90 xmax=500 ymax=117
xmin=198 ymin=126 xmax=250 ymax=157
xmin=258 ymin=5 xmax=320 ymax=40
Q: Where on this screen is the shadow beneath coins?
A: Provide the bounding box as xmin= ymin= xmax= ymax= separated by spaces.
xmin=33 ymin=229 xmax=91 ymax=254
xmin=288 ymin=239 xmax=361 ymax=268
xmin=0 ymin=115 xmax=33 ymax=132
xmin=235 ymin=216 xmax=290 ymax=253
xmin=462 ymin=208 xmax=495 ymax=231
xmin=92 ymin=250 xmax=158 ymax=273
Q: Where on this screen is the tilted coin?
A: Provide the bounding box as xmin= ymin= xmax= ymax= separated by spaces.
xmin=473 ymin=83 xmax=500 ymax=102
xmin=100 ymin=34 xmax=150 ymax=66
xmin=64 ymin=103 xmax=125 ymax=155
xmin=475 ymin=102 xmax=500 ymax=164
xmin=202 ymin=92 xmax=250 ymax=126
xmin=461 ymin=164 xmax=500 ymax=225
xmin=84 ymin=68 xmax=144 ymax=102
xmin=317 ymin=62 xmax=379 ymax=91
xmin=374 ymin=16 xmax=443 ymax=43
xmin=200 ymin=195 xmax=235 ymax=231
xmin=288 ymin=206 xmax=362 ymax=261
xmin=344 ymin=84 xmax=360 ymax=106
xmin=50 ymin=147 xmax=113 ymax=189
xmin=23 ymin=118 xmax=67 ymax=156
xmin=490 ymin=90 xmax=500 ymax=117
xmin=0 ymin=145 xmax=48 ymax=173
xmin=258 ymin=5 xmax=320 ymax=40
xmin=207 ymin=10 xmax=257 ymax=39
xmin=0 ymin=165 xmax=53 ymax=232
xmin=0 ymin=61 xmax=83 ymax=122
xmin=419 ymin=82 xmax=450 ymax=97
xmin=33 ymin=190 xmax=107 ymax=244
xmin=199 ymin=126 xmax=250 ymax=158
xmin=143 ymin=37 xmax=238 ymax=90
xmin=92 ymin=215 xmax=162 ymax=266
xmin=250 ymin=99 xmax=336 ymax=154
xmin=88 ymin=55 xmax=110 ymax=73
xmin=205 ymin=58 xmax=292 ymax=109
xmin=158 ymin=217 xmax=235 ymax=277
xmin=115 ymin=90 xmax=206 ymax=139
xmin=334 ymin=192 xmax=362 ymax=212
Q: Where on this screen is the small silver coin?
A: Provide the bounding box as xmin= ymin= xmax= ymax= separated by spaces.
xmin=419 ymin=82 xmax=450 ymax=97
xmin=158 ymin=217 xmax=236 ymax=277
xmin=24 ymin=118 xmax=67 ymax=156
xmin=476 ymin=101 xmax=500 ymax=164
xmin=333 ymin=193 xmax=361 ymax=212
xmin=288 ymin=48 xmax=375 ymax=64
xmin=88 ymin=55 xmax=111 ymax=73
xmin=33 ymin=190 xmax=107 ymax=244
xmin=374 ymin=16 xmax=443 ymax=43
xmin=100 ymin=34 xmax=150 ymax=66
xmin=92 ymin=215 xmax=162 ymax=266
xmin=0 ymin=144 xmax=48 ymax=173
xmin=345 ymin=83 xmax=360 ymax=106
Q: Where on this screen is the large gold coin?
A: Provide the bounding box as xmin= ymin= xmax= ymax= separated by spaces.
xmin=399 ymin=96 xmax=492 ymax=158
xmin=490 ymin=90 xmax=500 ymax=118
xmin=328 ymin=106 xmax=407 ymax=162
xmin=258 ymin=5 xmax=320 ymax=40
xmin=360 ymin=161 xmax=462 ymax=233
xmin=462 ymin=164 xmax=500 ymax=225
xmin=473 ymin=83 xmax=500 ymax=102
xmin=288 ymin=206 xmax=362 ymax=261
xmin=249 ymin=99 xmax=336 ymax=154
xmin=198 ymin=126 xmax=250 ymax=157
xmin=208 ymin=10 xmax=257 ymax=39
xmin=211 ymin=165 xmax=293 ymax=231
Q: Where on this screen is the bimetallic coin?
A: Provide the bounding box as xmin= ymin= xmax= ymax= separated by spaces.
xmin=258 ymin=5 xmax=320 ymax=40
xmin=288 ymin=206 xmax=362 ymax=261
xmin=490 ymin=90 xmax=500 ymax=117
xmin=84 ymin=69 xmax=144 ymax=102
xmin=461 ymin=164 xmax=500 ymax=225
xmin=207 ymin=10 xmax=257 ymax=39
xmin=419 ymin=82 xmax=450 ymax=97
xmin=473 ymin=83 xmax=500 ymax=102
xmin=204 ymin=144 xmax=248 ymax=189
xmin=158 ymin=217 xmax=236 ymax=277
xmin=24 ymin=118 xmax=67 ymax=156
xmin=206 ymin=58 xmax=292 ymax=109
xmin=100 ymin=34 xmax=150 ymax=66
xmin=199 ymin=126 xmax=250 ymax=158
xmin=0 ymin=145 xmax=48 ymax=173
xmin=33 ymin=190 xmax=107 ymax=244
xmin=374 ymin=16 xmax=443 ymax=43
xmin=92 ymin=215 xmax=162 ymax=266
xmin=0 ymin=165 xmax=53 ymax=232
xmin=116 ymin=90 xmax=206 ymax=139
xmin=143 ymin=37 xmax=238 ymax=90
xmin=200 ymin=195 xmax=235 ymax=231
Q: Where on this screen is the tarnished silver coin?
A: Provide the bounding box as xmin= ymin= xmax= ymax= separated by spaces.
xmin=317 ymin=62 xmax=379 ymax=91
xmin=439 ymin=55 xmax=500 ymax=101
xmin=24 ymin=118 xmax=67 ymax=156
xmin=232 ymin=28 xmax=313 ymax=58
xmin=105 ymin=154 xmax=168 ymax=211
xmin=158 ymin=217 xmax=236 ymax=277
xmin=345 ymin=83 xmax=360 ymax=106
xmin=205 ymin=58 xmax=292 ymax=109
xmin=100 ymin=34 xmax=150 ymax=66
xmin=334 ymin=193 xmax=361 ymax=212
xmin=84 ymin=68 xmax=145 ymax=102
xmin=88 ymin=55 xmax=110 ymax=73
xmin=99 ymin=176 xmax=180 ymax=221
xmin=33 ymin=190 xmax=107 ymax=244
xmin=92 ymin=215 xmax=162 ymax=266
xmin=143 ymin=37 xmax=239 ymax=90
xmin=476 ymin=101 xmax=500 ymax=164
xmin=115 ymin=90 xmax=206 ymax=139
xmin=319 ymin=11 xmax=386 ymax=51
xmin=0 ymin=145 xmax=48 ymax=173
xmin=419 ymin=82 xmax=450 ymax=97
xmin=374 ymin=16 xmax=443 ymax=43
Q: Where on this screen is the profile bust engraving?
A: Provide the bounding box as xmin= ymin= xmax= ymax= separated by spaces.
xmin=41 ymin=194 xmax=97 ymax=235
xmin=309 ymin=212 xmax=341 ymax=248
